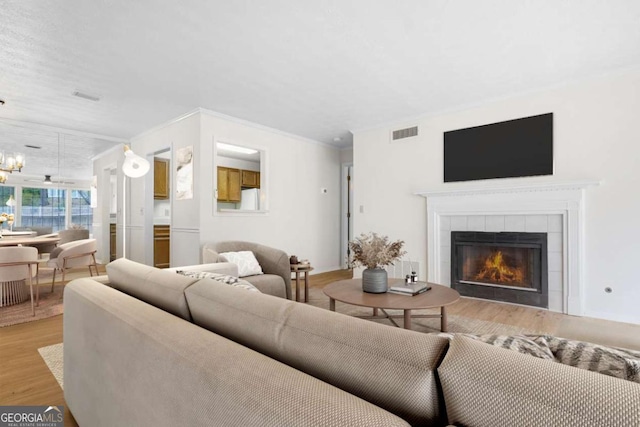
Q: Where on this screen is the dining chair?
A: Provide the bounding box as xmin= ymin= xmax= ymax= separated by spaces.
xmin=58 ymin=229 xmax=90 ymax=245
xmin=31 ymin=233 xmax=59 ymax=260
xmin=48 ymin=239 xmax=98 ymax=296
xmin=0 ymin=246 xmax=40 ymax=316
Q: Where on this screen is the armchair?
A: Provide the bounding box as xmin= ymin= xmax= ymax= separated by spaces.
xmin=203 ymin=241 xmax=291 ymax=299
xmin=47 ymin=239 xmax=98 ymax=295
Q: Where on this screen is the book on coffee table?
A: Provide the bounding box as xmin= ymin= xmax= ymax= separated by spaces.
xmin=388 ymin=282 xmax=431 ymax=296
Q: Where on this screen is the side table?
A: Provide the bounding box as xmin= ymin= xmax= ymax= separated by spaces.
xmin=290 ymin=264 xmax=313 ymax=302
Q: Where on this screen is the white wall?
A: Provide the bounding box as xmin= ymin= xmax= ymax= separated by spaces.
xmin=123 ymin=109 xmax=343 ymax=272
xmin=129 ymin=113 xmax=201 ymax=266
xmin=92 ymin=145 xmax=123 ymax=263
xmin=340 ymin=148 xmax=353 ymax=164
xmin=353 ymin=69 xmax=640 ymax=324
xmin=199 ymin=111 xmax=342 ymax=272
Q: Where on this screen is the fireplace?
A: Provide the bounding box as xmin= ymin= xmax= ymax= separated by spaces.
xmin=451 ymin=232 xmax=548 ymax=308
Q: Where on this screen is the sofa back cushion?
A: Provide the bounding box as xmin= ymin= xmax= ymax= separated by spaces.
xmin=185 ymin=280 xmax=449 ymax=425
xmin=106 ymin=258 xmax=198 ymax=321
xmin=437 ymin=335 xmax=640 ymax=427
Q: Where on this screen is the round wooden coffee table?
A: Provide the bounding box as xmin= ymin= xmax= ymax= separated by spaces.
xmin=323 ymin=279 xmax=460 ymax=331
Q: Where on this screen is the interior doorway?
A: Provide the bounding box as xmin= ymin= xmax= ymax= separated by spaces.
xmin=152 ymin=148 xmax=171 ymax=268
xmin=341 ymin=163 xmax=353 ymax=269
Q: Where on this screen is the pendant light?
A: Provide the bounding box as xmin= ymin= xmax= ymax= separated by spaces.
xmin=122 ymin=146 xmax=150 ymax=178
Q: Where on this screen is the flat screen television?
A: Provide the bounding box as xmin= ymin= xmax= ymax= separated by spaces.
xmin=444 ymin=113 xmax=553 ymax=182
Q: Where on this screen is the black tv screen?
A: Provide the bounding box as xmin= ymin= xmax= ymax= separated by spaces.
xmin=444 ymin=113 xmax=553 ymax=182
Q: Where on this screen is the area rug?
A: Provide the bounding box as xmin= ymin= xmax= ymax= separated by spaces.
xmin=0 ymin=265 xmax=105 ymax=328
xmin=305 ymin=287 xmax=538 ymax=335
xmin=0 ymin=288 xmax=64 ymax=327
xmin=38 ymin=343 xmax=64 ymax=389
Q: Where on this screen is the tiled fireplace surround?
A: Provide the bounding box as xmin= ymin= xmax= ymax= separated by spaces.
xmin=417 ymin=180 xmax=599 ymax=316
xmin=442 ymin=214 xmax=562 ymax=310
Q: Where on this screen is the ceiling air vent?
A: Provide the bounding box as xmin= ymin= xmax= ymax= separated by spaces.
xmin=72 ymin=91 xmax=101 ymax=102
xmin=391 ymin=125 xmax=418 ymax=142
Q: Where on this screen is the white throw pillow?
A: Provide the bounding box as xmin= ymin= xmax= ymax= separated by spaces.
xmin=218 ymin=251 xmax=263 ymax=277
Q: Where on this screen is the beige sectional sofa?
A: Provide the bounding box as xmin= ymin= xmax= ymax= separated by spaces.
xmin=63 ymin=259 xmax=640 ymax=427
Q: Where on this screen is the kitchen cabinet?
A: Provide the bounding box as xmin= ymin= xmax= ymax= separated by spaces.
xmin=154 ymin=225 xmax=170 ymax=268
xmin=110 ymin=224 xmax=116 ymax=261
xmin=241 ymin=170 xmax=260 ymax=188
xmin=154 ymin=158 xmax=170 ymax=199
xmin=217 ymin=167 xmax=241 ymax=202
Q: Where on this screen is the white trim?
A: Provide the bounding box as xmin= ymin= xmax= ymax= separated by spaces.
xmin=310 ymin=266 xmax=344 ymax=275
xmin=130 ymin=109 xmax=202 ymax=141
xmin=91 ymin=144 xmax=125 ymax=162
xmin=340 ymin=163 xmax=353 ymax=269
xmin=414 ymin=178 xmax=600 ymax=198
xmin=131 ymin=107 xmax=342 ymax=152
xmin=212 ymin=135 xmax=270 ymax=216
xmin=418 ymin=179 xmax=600 ymax=316
xmin=171 ymin=227 xmax=200 ymax=233
xmin=198 ymin=108 xmax=337 ymax=149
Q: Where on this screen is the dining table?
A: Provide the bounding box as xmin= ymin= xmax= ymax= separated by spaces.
xmin=0 ymin=233 xmax=60 ymax=247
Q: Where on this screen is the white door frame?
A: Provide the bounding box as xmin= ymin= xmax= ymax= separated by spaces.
xmin=340 ymin=162 xmax=353 ymax=269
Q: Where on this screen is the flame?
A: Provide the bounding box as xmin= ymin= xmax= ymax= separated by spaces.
xmin=474 ymin=251 xmax=524 ymax=284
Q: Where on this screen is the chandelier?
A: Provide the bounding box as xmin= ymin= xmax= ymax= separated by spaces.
xmin=0 ymin=152 xmax=26 ymax=184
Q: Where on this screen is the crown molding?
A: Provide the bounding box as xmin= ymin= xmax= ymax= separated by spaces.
xmin=415 ymin=178 xmax=601 ymax=198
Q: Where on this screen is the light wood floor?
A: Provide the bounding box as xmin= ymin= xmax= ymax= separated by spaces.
xmin=312 ymin=270 xmax=640 ymax=350
xmin=2 ymin=268 xmax=639 ymax=427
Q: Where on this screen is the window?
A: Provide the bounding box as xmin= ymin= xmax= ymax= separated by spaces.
xmin=0 ymin=186 xmax=16 ymax=213
xmin=71 ymin=190 xmax=93 ymax=233
xmin=21 ymin=187 xmax=66 ymax=232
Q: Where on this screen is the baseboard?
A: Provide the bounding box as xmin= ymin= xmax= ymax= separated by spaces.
xmin=309 ymin=266 xmax=344 ymax=275
xmin=583 ymin=310 xmax=640 ymax=325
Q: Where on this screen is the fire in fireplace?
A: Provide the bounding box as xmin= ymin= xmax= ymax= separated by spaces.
xmin=451 ymin=232 xmax=548 ymax=308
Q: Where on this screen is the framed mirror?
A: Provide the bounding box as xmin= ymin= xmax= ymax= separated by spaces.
xmin=213 ymin=139 xmax=267 ymax=213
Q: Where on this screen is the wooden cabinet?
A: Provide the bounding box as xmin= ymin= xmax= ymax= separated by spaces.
xmin=241 ymin=170 xmax=260 ymax=188
xmin=110 ymin=224 xmax=116 ymax=261
xmin=153 ymin=225 xmax=170 ymax=268
xmin=217 ymin=167 xmax=241 ymax=202
xmin=154 ymin=158 xmax=170 ymax=199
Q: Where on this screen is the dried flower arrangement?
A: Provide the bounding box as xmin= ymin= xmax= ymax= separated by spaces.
xmin=68 ymin=223 xmax=87 ymax=230
xmin=348 ymin=232 xmax=406 ymax=270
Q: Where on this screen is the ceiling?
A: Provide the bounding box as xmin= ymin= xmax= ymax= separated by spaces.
xmin=1 ymin=0 xmax=640 ymax=179
xmin=0 ymin=121 xmax=121 ymax=183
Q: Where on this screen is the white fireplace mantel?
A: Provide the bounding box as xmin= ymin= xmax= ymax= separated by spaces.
xmin=415 ymin=179 xmax=600 ymax=316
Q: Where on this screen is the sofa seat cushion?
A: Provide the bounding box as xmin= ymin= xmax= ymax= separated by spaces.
xmin=175 ymin=270 xmax=260 ymax=293
xmin=438 ymin=335 xmax=640 ymax=427
xmin=106 ymin=258 xmax=198 ymax=321
xmin=184 ymin=280 xmax=449 ymax=426
xmin=242 ymin=274 xmax=286 ymax=298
